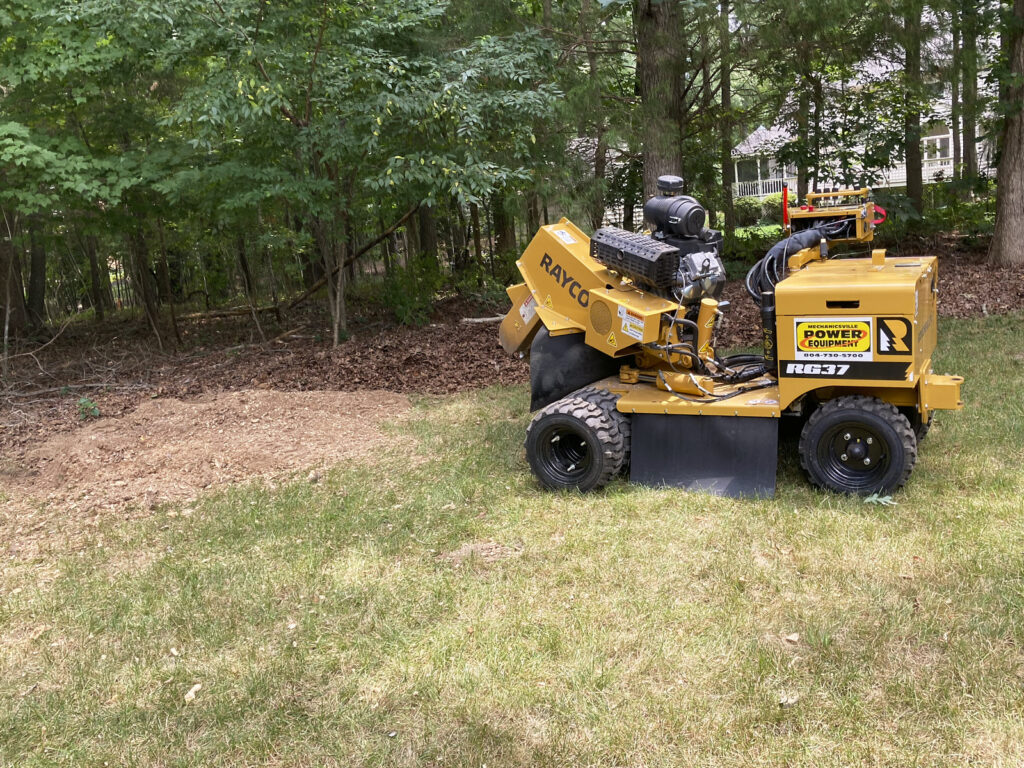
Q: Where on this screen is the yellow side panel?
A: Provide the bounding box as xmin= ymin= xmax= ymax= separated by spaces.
xmin=585 ymin=286 xmax=674 ymax=356
xmin=517 ymin=219 xmax=607 ymax=337
xmin=775 ymin=256 xmax=939 ymax=410
xmin=616 ymin=382 xmax=782 ymax=417
xmin=498 ymin=282 xmax=541 ymax=355
xmin=535 ymin=305 xmax=585 ymax=336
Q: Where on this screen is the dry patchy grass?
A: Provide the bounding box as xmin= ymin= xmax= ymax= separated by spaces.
xmin=1 ymin=314 xmax=1023 ymax=766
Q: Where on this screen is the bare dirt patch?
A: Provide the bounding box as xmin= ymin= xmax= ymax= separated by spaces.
xmin=0 ymin=389 xmax=409 ymax=557
xmin=438 ymin=540 xmax=524 ymax=566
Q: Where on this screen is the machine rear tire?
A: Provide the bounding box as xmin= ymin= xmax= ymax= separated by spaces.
xmin=525 ymin=388 xmax=628 ymax=491
xmin=799 ymin=396 xmax=917 ymax=495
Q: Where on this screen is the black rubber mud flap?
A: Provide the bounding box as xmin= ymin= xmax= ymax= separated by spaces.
xmin=630 ymin=414 xmax=778 ymax=498
xmin=529 ymin=327 xmax=621 ymax=411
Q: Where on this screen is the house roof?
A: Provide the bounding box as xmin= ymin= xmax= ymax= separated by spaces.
xmin=732 ymin=125 xmax=790 ymax=158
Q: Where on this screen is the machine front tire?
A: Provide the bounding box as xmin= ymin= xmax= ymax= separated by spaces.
xmin=525 ymin=388 xmax=628 ymax=492
xmin=799 ymin=396 xmax=917 ymax=495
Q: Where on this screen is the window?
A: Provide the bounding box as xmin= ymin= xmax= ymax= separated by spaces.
xmin=737 ymin=159 xmax=759 ymax=182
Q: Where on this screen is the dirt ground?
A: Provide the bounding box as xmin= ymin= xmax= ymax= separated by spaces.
xmin=0 ymin=390 xmax=409 ymax=557
xmin=1 ymin=249 xmax=1021 ymax=548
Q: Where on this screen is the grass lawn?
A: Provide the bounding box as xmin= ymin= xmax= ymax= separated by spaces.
xmin=2 ymin=314 xmax=1023 ymax=767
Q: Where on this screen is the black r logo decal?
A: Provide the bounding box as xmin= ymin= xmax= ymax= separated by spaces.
xmin=877 ymin=317 xmax=912 ymax=355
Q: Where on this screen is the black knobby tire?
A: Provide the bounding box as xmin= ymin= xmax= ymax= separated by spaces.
xmin=571 ymin=386 xmax=632 ymax=471
xmin=799 ymin=396 xmax=918 ymax=495
xmin=904 ymin=408 xmax=931 ymax=442
xmin=524 ymin=387 xmax=629 ymax=492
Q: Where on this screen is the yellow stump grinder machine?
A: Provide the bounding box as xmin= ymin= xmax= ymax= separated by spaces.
xmin=498 ymin=177 xmax=963 ymax=497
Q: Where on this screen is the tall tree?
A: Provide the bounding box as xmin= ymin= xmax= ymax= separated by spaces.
xmin=903 ymin=0 xmax=925 ymax=214
xmin=634 ymin=0 xmax=683 ymax=198
xmin=990 ymin=0 xmax=1024 ymax=264
xmin=719 ymin=0 xmax=735 ymax=235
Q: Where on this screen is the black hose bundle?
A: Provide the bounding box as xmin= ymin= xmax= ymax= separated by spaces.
xmin=745 ymin=228 xmax=825 ymax=305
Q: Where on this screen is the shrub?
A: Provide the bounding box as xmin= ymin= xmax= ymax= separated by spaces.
xmin=760 ymin=192 xmax=785 ymax=225
xmin=381 ymin=256 xmax=444 ymax=326
xmin=724 ymin=224 xmax=784 ymax=268
xmin=734 ymin=196 xmax=762 ymax=227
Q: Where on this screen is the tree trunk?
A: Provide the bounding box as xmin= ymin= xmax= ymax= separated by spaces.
xmin=406 ymin=208 xmax=420 ymax=265
xmin=720 ymin=0 xmax=735 ymax=238
xmin=812 ymin=76 xmax=824 ymax=193
xmin=962 ymin=0 xmax=979 ymax=180
xmin=0 ymin=233 xmax=27 ymax=346
xmin=990 ymin=0 xmax=1024 ymax=264
xmin=796 ymin=73 xmax=810 ymax=200
xmin=469 ymin=202 xmax=483 ymax=265
xmin=635 ymin=0 xmax=682 ymax=199
xmin=332 ymin=235 xmax=347 ymax=345
xmin=126 ymin=226 xmax=163 ymax=351
xmin=417 ymin=206 xmax=439 ymax=265
xmin=492 ymin=193 xmax=516 ymax=255
xmin=345 ymin=217 xmax=356 ymax=286
xmin=236 ymin=233 xmax=256 ymax=300
xmin=904 ymin=1 xmax=924 ymax=214
xmin=592 ymin=129 xmax=609 ymax=231
xmin=26 ymin=217 xmax=46 ymax=329
xmin=951 ymin=7 xmax=962 ymax=182
xmin=451 ymin=199 xmax=471 ymax=273
xmin=85 ymin=234 xmax=106 ymax=322
xmin=525 ymin=192 xmax=540 ymax=237
xmin=157 ymin=221 xmax=182 ymax=346
xmin=583 ymin=0 xmax=608 ymax=230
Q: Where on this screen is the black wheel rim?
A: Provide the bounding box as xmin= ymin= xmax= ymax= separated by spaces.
xmin=536 ymin=424 xmax=593 ymax=485
xmin=816 ymin=419 xmax=891 ymax=492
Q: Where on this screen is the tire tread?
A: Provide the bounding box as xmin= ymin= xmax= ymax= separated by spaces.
xmin=524 ymin=386 xmax=629 ymax=491
xmin=799 ymin=395 xmax=917 ymax=494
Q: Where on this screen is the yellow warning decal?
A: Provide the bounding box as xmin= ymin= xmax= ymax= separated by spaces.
xmin=795 ymin=317 xmax=872 ymax=361
xmin=607 ymin=331 xmax=617 ymax=347
xmin=544 ymin=294 xmax=553 ymax=309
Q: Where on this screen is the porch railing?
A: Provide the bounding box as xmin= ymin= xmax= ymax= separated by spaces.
xmin=733 ymin=156 xmax=995 ymax=199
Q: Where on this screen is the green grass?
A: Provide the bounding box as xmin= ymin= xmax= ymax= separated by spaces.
xmin=3 ymin=314 xmax=1024 ymax=766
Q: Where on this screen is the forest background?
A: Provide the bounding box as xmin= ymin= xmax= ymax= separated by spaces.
xmin=1 ymin=0 xmax=1022 ymax=359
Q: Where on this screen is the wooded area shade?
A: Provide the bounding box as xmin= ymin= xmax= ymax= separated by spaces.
xmin=0 ymin=0 xmax=1020 ymax=359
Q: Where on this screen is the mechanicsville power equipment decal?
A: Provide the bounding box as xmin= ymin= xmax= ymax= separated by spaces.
xmin=794 ymin=317 xmax=873 ymax=361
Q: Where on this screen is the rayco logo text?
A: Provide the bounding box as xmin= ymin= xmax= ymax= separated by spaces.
xmin=539 ymin=253 xmax=589 ymax=308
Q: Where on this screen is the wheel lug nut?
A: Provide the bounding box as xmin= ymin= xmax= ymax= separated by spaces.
xmin=866 ymin=437 xmax=873 ymax=445
xmin=843 ymin=433 xmax=851 ymax=441
xmin=863 ymin=458 xmax=871 ymax=466
xmin=841 ymin=453 xmax=848 ymax=461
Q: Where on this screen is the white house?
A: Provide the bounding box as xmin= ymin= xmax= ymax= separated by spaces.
xmin=730 ymin=119 xmax=995 ymax=199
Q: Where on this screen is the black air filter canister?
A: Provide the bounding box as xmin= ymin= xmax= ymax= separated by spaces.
xmin=643 ymin=194 xmax=706 ymax=238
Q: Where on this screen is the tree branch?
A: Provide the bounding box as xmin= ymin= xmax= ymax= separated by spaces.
xmin=286 ymin=204 xmax=419 ymax=310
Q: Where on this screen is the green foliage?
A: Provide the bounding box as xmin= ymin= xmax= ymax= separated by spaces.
xmin=734 ymin=196 xmax=763 ymax=227
xmin=725 ymin=224 xmax=784 ymax=267
xmin=923 ymin=179 xmax=997 ymax=246
xmin=382 ymin=256 xmax=445 ymax=326
xmin=760 ymin=192 xmax=785 ymax=225
xmin=0 ymin=0 xmax=1014 ymax=345
xmin=76 ymin=396 xmax=100 ymax=420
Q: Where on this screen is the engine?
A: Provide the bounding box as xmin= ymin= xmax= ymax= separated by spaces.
xmin=589 ymin=175 xmax=725 ymax=305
